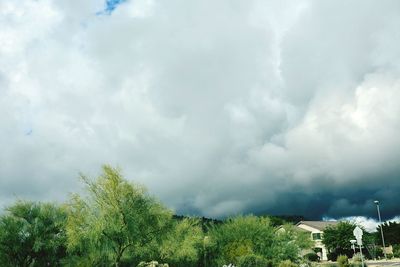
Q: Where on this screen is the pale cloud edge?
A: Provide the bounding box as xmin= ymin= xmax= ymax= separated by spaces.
xmin=1 ymin=0 xmax=400 ymax=220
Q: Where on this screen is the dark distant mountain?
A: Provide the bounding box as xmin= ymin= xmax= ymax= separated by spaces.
xmin=173 ymin=214 xmax=306 ymax=230
xmin=172 ymin=215 xmax=222 ymax=232
xmin=267 ymin=215 xmax=308 ymax=226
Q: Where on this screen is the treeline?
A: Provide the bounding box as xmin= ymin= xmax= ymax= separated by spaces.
xmin=0 ymin=165 xmax=312 ymax=267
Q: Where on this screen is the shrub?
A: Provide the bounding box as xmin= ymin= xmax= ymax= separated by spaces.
xmin=304 ymin=252 xmax=319 ymax=262
xmin=337 ymin=255 xmax=349 ymax=267
xmin=352 ymin=253 xmax=364 ymax=262
xmin=393 ymin=244 xmax=400 ymax=258
xmin=328 ymin=252 xmax=338 ymax=261
xmin=387 ymin=253 xmax=394 ymax=259
xmin=278 ymin=260 xmax=298 ymax=267
xmin=349 ymin=254 xmax=367 ymax=267
xmin=137 ymin=261 xmax=169 ymax=267
xmin=237 ymin=254 xmax=271 ymax=267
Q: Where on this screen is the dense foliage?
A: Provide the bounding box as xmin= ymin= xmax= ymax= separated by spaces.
xmin=65 ymin=165 xmax=172 ymax=266
xmin=207 ymin=216 xmax=312 ymax=266
xmin=0 ymin=201 xmax=67 ymax=266
xmin=0 ymin=165 xmax=314 ymax=267
xmin=322 ymin=221 xmax=380 ymax=260
xmin=376 ymin=221 xmax=400 ymax=245
xmin=159 ymin=218 xmax=203 ymax=267
xmin=323 ymin=221 xmax=357 ymax=257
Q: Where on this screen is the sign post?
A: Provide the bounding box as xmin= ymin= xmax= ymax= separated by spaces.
xmin=350 ymin=239 xmax=357 ymax=254
xmin=353 ymin=226 xmax=364 ymax=267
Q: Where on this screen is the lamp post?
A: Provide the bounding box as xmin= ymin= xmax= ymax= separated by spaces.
xmin=374 ymin=200 xmax=387 ymax=260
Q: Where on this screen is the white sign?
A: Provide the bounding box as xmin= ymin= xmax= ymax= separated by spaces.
xmin=353 ymin=226 xmax=363 ymax=246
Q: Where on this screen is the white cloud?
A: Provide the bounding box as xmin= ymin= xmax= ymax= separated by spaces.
xmin=1 ymin=0 xmax=400 ymax=218
xmin=329 ymin=216 xmax=400 ymax=233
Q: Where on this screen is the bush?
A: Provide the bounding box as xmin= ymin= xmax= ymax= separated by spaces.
xmin=304 ymin=252 xmax=319 ymax=262
xmin=387 ymin=253 xmax=394 ymax=259
xmin=337 ymin=255 xmax=349 ymax=267
xmin=348 ymin=253 xmax=367 ymax=267
xmin=278 ymin=260 xmax=298 ymax=267
xmin=237 ymin=254 xmax=271 ymax=267
xmin=328 ymin=252 xmax=339 ymax=261
xmin=393 ymin=244 xmax=400 ymax=258
xmin=137 ymin=261 xmax=169 ymax=267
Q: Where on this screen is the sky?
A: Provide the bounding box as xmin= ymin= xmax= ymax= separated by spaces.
xmin=1 ymin=0 xmax=400 ymax=224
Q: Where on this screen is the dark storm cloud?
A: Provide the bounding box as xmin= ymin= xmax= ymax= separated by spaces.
xmin=0 ymin=0 xmax=400 ymax=221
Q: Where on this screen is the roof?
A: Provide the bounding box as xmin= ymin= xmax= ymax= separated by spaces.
xmin=296 ymin=221 xmax=339 ymax=231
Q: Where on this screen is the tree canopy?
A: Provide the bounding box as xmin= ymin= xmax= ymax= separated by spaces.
xmin=207 ymin=215 xmax=312 ymax=266
xmin=0 ymin=201 xmax=67 ymax=267
xmin=322 ymin=221 xmax=379 ymax=260
xmin=65 ymin=165 xmax=172 ymax=267
xmin=377 ymin=221 xmax=400 ymax=245
xmin=159 ymin=218 xmax=204 ymax=267
xmin=0 ymin=165 xmax=350 ymax=266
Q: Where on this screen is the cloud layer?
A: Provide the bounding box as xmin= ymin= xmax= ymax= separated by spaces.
xmin=1 ymin=0 xmax=400 ymax=219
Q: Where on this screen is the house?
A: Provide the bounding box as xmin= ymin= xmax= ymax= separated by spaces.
xmin=296 ymin=221 xmax=339 ymax=261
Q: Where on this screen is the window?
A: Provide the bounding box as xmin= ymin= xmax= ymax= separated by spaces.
xmin=312 ymin=233 xmax=322 ymax=240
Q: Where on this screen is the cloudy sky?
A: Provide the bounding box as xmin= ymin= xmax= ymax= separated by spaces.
xmin=1 ymin=0 xmax=400 ymax=223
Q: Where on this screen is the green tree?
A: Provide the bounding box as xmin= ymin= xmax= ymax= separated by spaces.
xmin=207 ymin=215 xmax=311 ymax=266
xmin=0 ymin=201 xmax=67 ymax=267
xmin=272 ymin=224 xmax=313 ymax=262
xmin=376 ymin=221 xmax=400 ymax=245
xmin=159 ymin=218 xmax=203 ymax=267
xmin=65 ymin=165 xmax=172 ymax=267
xmin=322 ymin=221 xmax=358 ymax=259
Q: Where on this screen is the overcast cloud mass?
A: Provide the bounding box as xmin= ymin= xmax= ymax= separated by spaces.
xmin=1 ymin=0 xmax=400 ymax=221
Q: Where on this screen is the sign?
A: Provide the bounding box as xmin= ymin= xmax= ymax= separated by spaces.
xmin=353 ymin=226 xmax=363 ymax=246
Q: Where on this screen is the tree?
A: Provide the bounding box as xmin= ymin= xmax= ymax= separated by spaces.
xmin=0 ymin=201 xmax=67 ymax=267
xmin=323 ymin=222 xmax=356 ymax=253
xmin=322 ymin=221 xmax=366 ymax=260
xmin=207 ymin=215 xmax=312 ymax=266
xmin=376 ymin=221 xmax=400 ymax=245
xmin=65 ymin=165 xmax=172 ymax=267
xmin=322 ymin=222 xmax=380 ymax=260
xmin=159 ymin=218 xmax=204 ymax=267
xmin=272 ymin=224 xmax=313 ymax=263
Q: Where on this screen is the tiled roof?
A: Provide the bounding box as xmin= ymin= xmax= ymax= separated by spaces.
xmin=296 ymin=221 xmax=339 ymax=231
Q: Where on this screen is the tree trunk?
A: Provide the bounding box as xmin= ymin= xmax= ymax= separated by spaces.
xmin=114 ymin=251 xmax=122 ymax=267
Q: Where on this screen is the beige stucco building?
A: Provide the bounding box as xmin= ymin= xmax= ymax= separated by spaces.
xmin=296 ymin=221 xmax=339 ymax=261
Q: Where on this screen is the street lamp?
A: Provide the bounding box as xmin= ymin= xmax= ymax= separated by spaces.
xmin=374 ymin=200 xmax=387 ymax=260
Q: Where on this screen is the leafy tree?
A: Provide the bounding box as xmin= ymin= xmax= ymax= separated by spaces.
xmin=0 ymin=201 xmax=67 ymax=267
xmin=322 ymin=221 xmax=370 ymax=259
xmin=159 ymin=218 xmax=204 ymax=267
xmin=65 ymin=165 xmax=172 ymax=267
xmin=323 ymin=222 xmax=380 ymax=260
xmin=376 ymin=221 xmax=400 ymax=245
xmin=207 ymin=215 xmax=311 ymax=266
xmin=272 ymin=224 xmax=313 ymax=262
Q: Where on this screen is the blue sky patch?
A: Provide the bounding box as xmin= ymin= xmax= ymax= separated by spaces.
xmin=98 ymin=0 xmax=127 ymax=15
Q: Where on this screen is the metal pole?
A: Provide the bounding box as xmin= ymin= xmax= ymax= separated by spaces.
xmin=359 ymin=244 xmax=364 ymax=267
xmin=375 ymin=201 xmax=387 ymax=260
